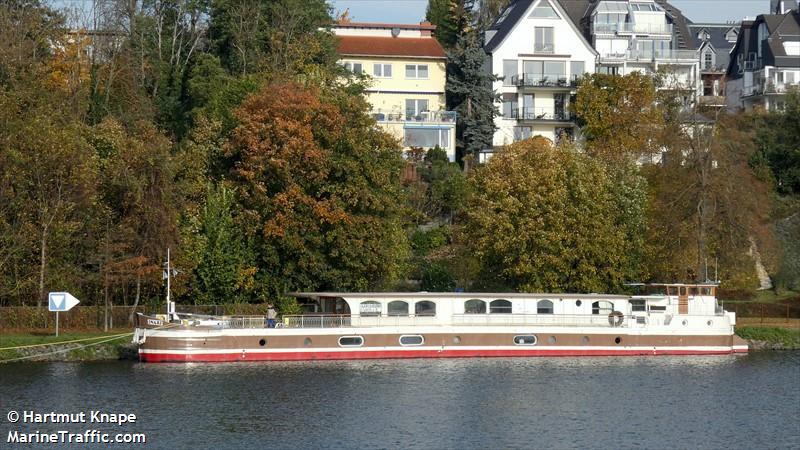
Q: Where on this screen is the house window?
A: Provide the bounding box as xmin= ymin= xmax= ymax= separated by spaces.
xmin=570 ymin=61 xmax=585 ymax=80
xmin=703 ymin=51 xmax=713 ymax=70
xmin=514 ymin=126 xmax=532 ymax=141
xmin=338 ymin=336 xmax=364 ymax=347
xmin=388 ymin=301 xmax=409 ymax=316
xmin=502 ymin=93 xmax=518 ymax=118
xmin=631 ymin=300 xmax=646 ymax=312
xmin=530 ymin=0 xmax=558 ymax=18
xmin=359 ymin=301 xmax=381 ymax=317
xmin=598 ymin=65 xmax=619 ymax=75
xmin=373 ymin=63 xmax=392 ymax=78
xmin=415 ymin=301 xmax=436 ymax=316
xmin=405 ymin=64 xmax=429 ymax=79
xmin=343 ymin=61 xmax=363 ymax=74
xmin=503 ymin=59 xmax=518 ymax=85
xmin=465 ymin=299 xmax=486 ymax=314
xmin=534 ymin=27 xmax=554 ymax=53
xmin=591 ymin=301 xmax=614 ymax=315
xmin=544 ymin=61 xmax=565 ymax=81
xmin=490 ymin=299 xmax=512 ymax=314
xmin=537 ymin=300 xmax=554 ymax=314
xmin=404 ymin=128 xmax=450 ymax=149
xmin=405 ymin=99 xmax=429 ymax=119
xmin=399 ymin=335 xmax=424 ymax=346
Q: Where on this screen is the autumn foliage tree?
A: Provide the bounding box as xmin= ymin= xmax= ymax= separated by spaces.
xmin=225 ymin=82 xmax=409 ymax=295
xmin=463 ymin=137 xmax=645 ymax=293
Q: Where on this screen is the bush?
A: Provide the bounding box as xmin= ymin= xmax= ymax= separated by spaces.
xmin=420 ymin=263 xmax=456 ymax=292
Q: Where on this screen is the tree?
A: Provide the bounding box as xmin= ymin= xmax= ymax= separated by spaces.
xmin=193 ymin=183 xmax=256 ymax=304
xmin=464 ymin=137 xmax=644 ymax=293
xmin=573 ymin=73 xmax=664 ymax=163
xmin=426 ymin=0 xmax=474 ymax=50
xmin=225 ymin=81 xmax=409 ymax=295
xmin=447 ymin=29 xmax=497 ymax=158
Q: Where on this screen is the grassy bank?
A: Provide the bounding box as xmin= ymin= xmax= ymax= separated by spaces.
xmin=0 ymin=331 xmax=136 ymax=362
xmin=735 ymin=326 xmax=800 ymax=349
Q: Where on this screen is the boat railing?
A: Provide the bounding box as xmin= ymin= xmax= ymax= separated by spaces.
xmin=281 ymin=314 xmax=440 ymax=328
xmin=452 ymin=313 xmax=627 ymax=327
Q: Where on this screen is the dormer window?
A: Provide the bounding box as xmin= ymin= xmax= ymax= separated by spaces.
xmin=725 ymin=28 xmax=739 ymax=43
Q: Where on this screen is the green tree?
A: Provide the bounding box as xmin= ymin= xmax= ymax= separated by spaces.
xmin=463 ymin=137 xmax=643 ymax=292
xmin=447 ymin=29 xmax=497 ymax=158
xmin=193 ymin=183 xmax=256 ymax=303
xmin=225 ymin=81 xmax=409 ymax=295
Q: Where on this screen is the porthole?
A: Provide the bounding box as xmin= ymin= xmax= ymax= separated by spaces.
xmin=259 ymin=339 xmax=267 ymax=347
xmin=707 ymin=320 xmax=713 ymax=326
xmin=682 ymin=320 xmax=688 ymax=326
xmin=614 ymin=337 xmax=621 ymax=344
xmin=513 ymin=335 xmax=537 ymax=345
xmin=453 ymin=336 xmax=462 ymax=344
xmin=338 ymin=336 xmax=364 ymax=347
xmin=303 ymin=337 xmax=312 ymax=347
xmin=399 ymin=335 xmax=424 ymax=346
xmin=576 ymin=300 xmax=582 ymax=307
xmin=582 ymin=336 xmax=590 ymax=344
xmin=548 ymin=336 xmax=557 ymax=344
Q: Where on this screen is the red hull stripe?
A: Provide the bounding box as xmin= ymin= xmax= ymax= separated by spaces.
xmin=139 ymin=348 xmax=743 ymax=362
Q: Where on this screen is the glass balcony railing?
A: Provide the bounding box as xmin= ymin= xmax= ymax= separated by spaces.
xmin=371 ymin=110 xmax=457 ymax=123
xmin=600 ymin=49 xmax=697 ymax=62
xmin=510 ymin=73 xmax=582 ymax=88
xmin=593 ymin=22 xmax=673 ymax=35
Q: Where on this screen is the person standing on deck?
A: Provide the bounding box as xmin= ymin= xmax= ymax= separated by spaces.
xmin=266 ymin=304 xmax=277 ymax=328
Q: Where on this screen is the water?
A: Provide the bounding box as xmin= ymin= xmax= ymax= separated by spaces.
xmin=1 ymin=353 xmax=799 ymax=449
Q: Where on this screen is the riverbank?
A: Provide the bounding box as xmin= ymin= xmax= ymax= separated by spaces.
xmin=0 ymin=332 xmax=137 ymax=363
xmin=735 ymin=326 xmax=800 ymax=350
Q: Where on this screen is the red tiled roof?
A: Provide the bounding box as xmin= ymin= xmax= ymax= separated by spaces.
xmin=337 ymin=36 xmax=446 ymax=59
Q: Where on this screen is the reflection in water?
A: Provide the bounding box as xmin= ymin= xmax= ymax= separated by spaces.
xmin=1 ymin=354 xmax=798 ymax=449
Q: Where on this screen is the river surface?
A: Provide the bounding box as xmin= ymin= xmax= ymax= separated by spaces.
xmin=1 ymin=352 xmax=799 ymax=449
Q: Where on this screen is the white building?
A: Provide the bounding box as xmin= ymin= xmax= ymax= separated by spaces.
xmin=484 ymin=0 xmax=598 ymax=148
xmin=725 ymin=9 xmax=800 ymax=111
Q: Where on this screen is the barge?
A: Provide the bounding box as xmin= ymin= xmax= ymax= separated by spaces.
xmin=133 ymin=283 xmax=748 ymax=362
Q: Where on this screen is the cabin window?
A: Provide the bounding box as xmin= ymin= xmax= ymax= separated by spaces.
xmin=630 ymin=300 xmax=646 ymax=312
xmin=490 ymin=299 xmax=512 ymax=314
xmin=592 ymin=301 xmax=614 ymax=315
xmin=668 ymin=287 xmax=678 ymax=295
xmin=399 ymin=335 xmax=424 ymax=346
xmin=388 ymin=301 xmax=409 ymax=316
xmin=537 ymin=300 xmax=554 ymax=314
xmin=465 ymin=299 xmax=487 ymax=314
xmin=514 ymin=335 xmax=537 ymax=345
xmin=690 ymin=287 xmax=699 ymax=296
xmin=359 ymin=301 xmax=381 ymax=317
xmin=680 ymin=287 xmax=687 ymax=296
xmin=415 ymin=301 xmax=436 ymax=316
xmin=338 ymin=336 xmax=364 ymax=347
xmin=576 ymin=300 xmax=582 ymax=307
xmin=650 ymin=305 xmax=666 ymax=311
xmin=701 ymin=287 xmax=713 ymax=296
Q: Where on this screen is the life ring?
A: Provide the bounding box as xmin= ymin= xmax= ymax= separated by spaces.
xmin=608 ymin=311 xmax=624 ymax=327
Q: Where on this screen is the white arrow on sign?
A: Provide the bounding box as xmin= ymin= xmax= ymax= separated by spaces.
xmin=48 ymin=292 xmax=81 ymax=312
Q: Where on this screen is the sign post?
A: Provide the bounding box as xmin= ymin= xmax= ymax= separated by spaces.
xmin=48 ymin=292 xmax=81 ymax=337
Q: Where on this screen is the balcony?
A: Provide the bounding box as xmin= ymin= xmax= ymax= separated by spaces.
xmin=511 ymin=107 xmax=572 ymax=122
xmin=593 ymin=22 xmax=673 ymax=35
xmin=371 ymin=110 xmax=457 ymax=123
xmin=602 ymin=49 xmax=696 ymax=63
xmin=510 ymin=73 xmax=582 ymax=88
xmin=743 ymin=81 xmax=800 ymax=97
xmin=698 ymin=95 xmax=726 ymax=107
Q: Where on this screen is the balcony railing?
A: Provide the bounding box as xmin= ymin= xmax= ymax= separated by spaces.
xmin=743 ymin=81 xmax=800 ymax=97
xmin=510 ymin=73 xmax=582 ymax=88
xmin=372 ymin=110 xmax=457 ymax=123
xmin=282 ymin=314 xmax=439 ymax=328
xmin=602 ymin=49 xmax=697 ymax=62
xmin=511 ymin=107 xmax=571 ymax=122
xmin=533 ymin=43 xmax=554 ymax=53
xmin=593 ymin=22 xmax=673 ymax=35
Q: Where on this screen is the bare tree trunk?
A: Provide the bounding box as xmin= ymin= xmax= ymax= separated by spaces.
xmin=129 ymin=269 xmax=141 ymax=325
xmin=38 ymin=226 xmax=48 ymax=308
xmin=103 ymin=281 xmax=109 ymax=332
